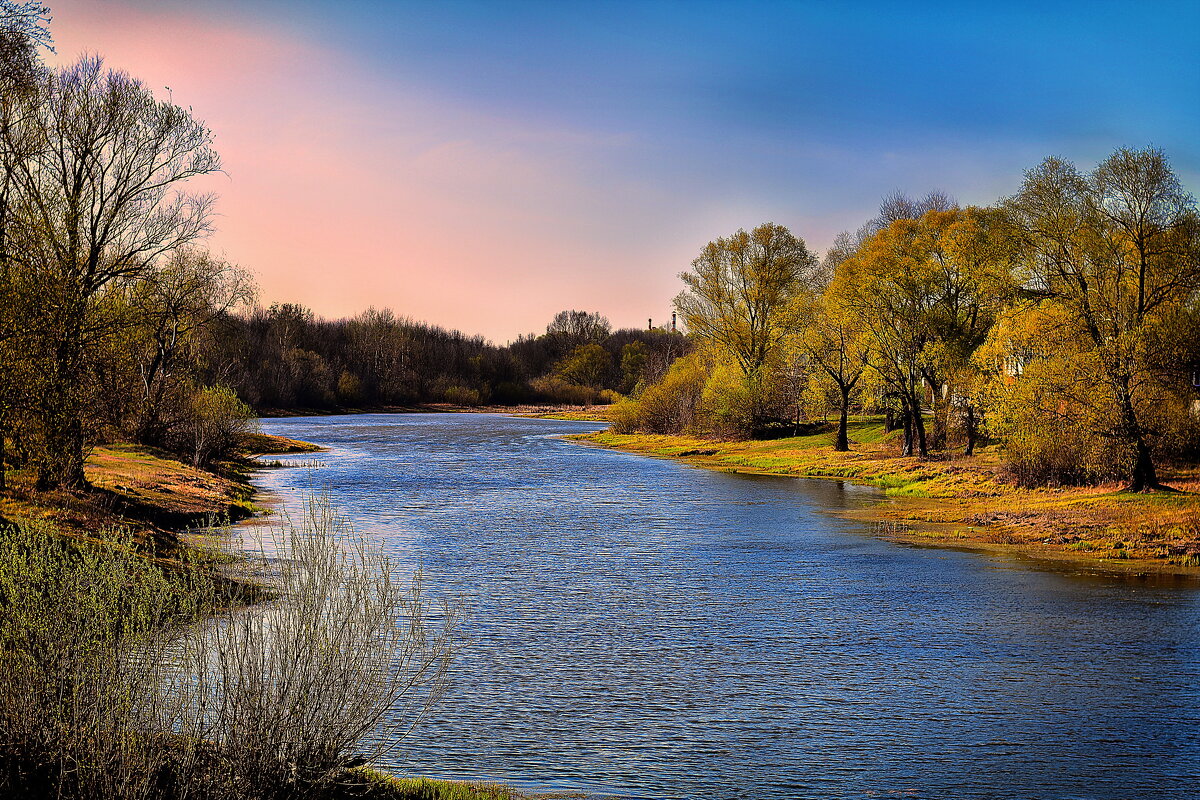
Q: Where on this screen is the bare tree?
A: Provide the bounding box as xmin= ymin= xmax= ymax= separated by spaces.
xmin=127 ymin=248 xmax=255 ymax=445
xmin=873 ymin=189 xmax=957 ymax=229
xmin=0 ymin=2 xmax=51 ymax=491
xmin=545 ymin=309 xmax=611 ymax=357
xmin=7 ymin=56 xmax=220 ymax=488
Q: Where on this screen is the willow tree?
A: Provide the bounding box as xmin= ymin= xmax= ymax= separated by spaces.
xmin=1003 ymin=147 xmax=1200 ymax=491
xmin=674 ymin=222 xmax=818 ymax=427
xmin=833 ymin=208 xmax=1015 ymax=457
xmin=803 ymin=296 xmax=869 ymax=451
xmin=8 ymin=56 xmax=219 ymax=488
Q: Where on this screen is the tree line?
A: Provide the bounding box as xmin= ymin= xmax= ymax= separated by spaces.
xmin=613 ymin=148 xmax=1200 ymax=492
xmin=0 ymin=3 xmax=686 ymax=490
xmin=209 ymin=305 xmax=687 ymax=412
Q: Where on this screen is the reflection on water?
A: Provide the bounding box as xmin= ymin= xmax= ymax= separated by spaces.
xmin=247 ymin=413 xmax=1200 ymax=800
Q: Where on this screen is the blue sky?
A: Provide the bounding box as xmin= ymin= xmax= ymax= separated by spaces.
xmin=51 ymin=0 xmax=1200 ymax=340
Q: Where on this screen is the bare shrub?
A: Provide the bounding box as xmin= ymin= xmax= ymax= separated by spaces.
xmin=174 ymin=498 xmax=455 ymax=799
xmin=529 ymin=375 xmax=599 ymax=406
xmin=0 ymin=499 xmax=455 ymax=800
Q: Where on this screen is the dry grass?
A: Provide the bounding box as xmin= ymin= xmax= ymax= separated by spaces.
xmin=0 ymin=432 xmax=324 ymax=543
xmin=238 ymin=431 xmax=326 ymax=456
xmin=335 ymin=770 xmax=589 ymax=799
xmin=576 ymin=419 xmax=1200 ymax=575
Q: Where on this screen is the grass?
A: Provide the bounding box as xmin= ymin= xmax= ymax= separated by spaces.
xmin=575 ymin=417 xmax=1200 ymax=576
xmin=337 ymin=770 xmax=587 ymax=799
xmin=238 ymin=431 xmax=326 ymax=455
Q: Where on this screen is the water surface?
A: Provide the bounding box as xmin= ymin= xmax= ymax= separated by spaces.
xmin=249 ymin=413 xmax=1200 ymax=800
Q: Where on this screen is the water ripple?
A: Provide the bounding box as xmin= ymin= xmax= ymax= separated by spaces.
xmin=249 ymin=413 xmax=1200 ymax=800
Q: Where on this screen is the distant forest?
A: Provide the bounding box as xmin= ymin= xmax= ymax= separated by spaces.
xmin=208 ymin=306 xmax=689 ymax=411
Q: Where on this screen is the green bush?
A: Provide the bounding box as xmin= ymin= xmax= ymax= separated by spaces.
xmin=175 ymin=384 xmax=260 ymax=466
xmin=608 ymin=351 xmax=709 ymax=434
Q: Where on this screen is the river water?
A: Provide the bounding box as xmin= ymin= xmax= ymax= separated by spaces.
xmin=248 ymin=413 xmax=1200 ymax=800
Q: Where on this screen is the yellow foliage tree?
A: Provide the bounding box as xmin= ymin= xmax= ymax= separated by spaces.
xmin=831 ymin=208 xmax=1016 ymax=456
xmin=1003 ymin=147 xmax=1200 ymax=490
xmin=674 ymin=222 xmax=818 ymax=429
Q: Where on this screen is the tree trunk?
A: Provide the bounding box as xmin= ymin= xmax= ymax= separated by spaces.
xmin=37 ymin=412 xmax=88 ymax=490
xmin=931 ymin=395 xmax=948 ymax=450
xmin=36 ymin=308 xmax=90 ymax=491
xmin=926 ymin=374 xmax=947 ymax=451
xmin=964 ymin=405 xmax=978 ymax=456
xmin=910 ymin=398 xmax=929 ymax=457
xmin=1117 ymin=385 xmax=1161 ymax=492
xmin=1126 ymin=438 xmax=1159 ymax=492
xmin=901 ymin=409 xmax=914 ymax=456
xmin=835 ymin=385 xmax=850 ymax=452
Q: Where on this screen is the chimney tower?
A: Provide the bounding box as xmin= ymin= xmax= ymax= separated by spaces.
xmin=671 ymin=312 xmax=677 ymax=333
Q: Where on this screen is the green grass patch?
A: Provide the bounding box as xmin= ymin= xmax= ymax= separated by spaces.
xmin=343 ymin=770 xmax=575 ymax=799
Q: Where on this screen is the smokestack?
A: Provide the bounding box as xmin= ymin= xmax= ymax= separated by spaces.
xmin=671 ymin=312 xmax=677 ymax=333
xmin=648 ymin=318 xmax=653 ymax=330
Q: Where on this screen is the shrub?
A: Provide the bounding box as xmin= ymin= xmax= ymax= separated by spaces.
xmin=173 ymin=498 xmax=455 ymax=799
xmin=528 ymin=375 xmax=598 ymax=406
xmin=442 ymin=385 xmax=483 ymax=406
xmin=983 ymin=357 xmax=1127 ymax=486
xmin=552 ymin=343 xmax=611 ymax=388
xmin=0 ymin=499 xmax=455 ymax=800
xmin=336 ymin=370 xmax=365 ymax=406
xmin=697 ymin=360 xmax=756 ymax=438
xmin=0 ymin=522 xmax=210 ymax=799
xmin=175 ymin=385 xmax=260 ymax=466
xmin=609 ymin=351 xmax=709 ymax=434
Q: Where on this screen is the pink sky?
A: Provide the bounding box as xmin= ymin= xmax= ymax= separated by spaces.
xmin=49 ymin=2 xmax=1196 ymax=343
xmin=48 ymin=0 xmax=769 ymax=342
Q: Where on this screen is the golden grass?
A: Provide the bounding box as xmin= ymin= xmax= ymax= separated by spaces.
xmin=0 ymin=431 xmax=323 ymax=553
xmin=239 ymin=431 xmax=326 ymax=455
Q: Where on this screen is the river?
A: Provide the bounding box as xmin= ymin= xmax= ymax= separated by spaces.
xmin=246 ymin=412 xmax=1200 ymax=800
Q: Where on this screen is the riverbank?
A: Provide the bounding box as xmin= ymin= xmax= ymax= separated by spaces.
xmin=0 ymin=432 xmax=575 ymax=800
xmin=575 ymin=420 xmax=1200 ymax=578
xmin=0 ymin=432 xmax=322 ymax=547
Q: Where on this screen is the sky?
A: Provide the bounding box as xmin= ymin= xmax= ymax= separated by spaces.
xmin=45 ymin=0 xmax=1200 ymax=343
